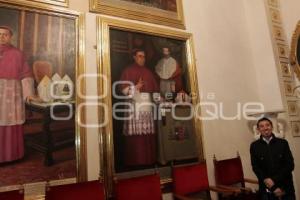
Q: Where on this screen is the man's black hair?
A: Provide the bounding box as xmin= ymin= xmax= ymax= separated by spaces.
xmin=256 ymin=117 xmax=273 ymax=128
xmin=0 ymin=26 xmax=13 ymax=36
xmin=132 ymin=48 xmax=145 ymax=56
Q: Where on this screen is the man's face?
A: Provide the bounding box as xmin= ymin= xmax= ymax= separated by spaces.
xmin=257 ymin=120 xmax=273 ymax=138
xmin=0 ymin=28 xmax=12 ymax=45
xmin=162 ymin=47 xmax=170 ymax=57
xmin=134 ymin=51 xmax=145 ymax=66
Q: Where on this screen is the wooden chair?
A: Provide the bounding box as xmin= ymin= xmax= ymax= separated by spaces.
xmin=114 ymin=174 xmax=162 ymax=200
xmin=172 ymin=163 xmax=237 ymax=200
xmin=213 ymin=153 xmax=259 ymax=200
xmin=32 ymin=60 xmax=53 ymax=84
xmin=45 ymin=180 xmax=105 ymax=200
xmin=25 ymin=60 xmax=74 ymax=166
xmin=0 ymin=189 xmax=24 ymax=200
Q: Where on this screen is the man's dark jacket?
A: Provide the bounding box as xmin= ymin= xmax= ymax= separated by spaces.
xmin=250 ymin=134 xmax=294 ymax=194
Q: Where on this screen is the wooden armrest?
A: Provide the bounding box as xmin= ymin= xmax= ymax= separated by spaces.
xmin=209 ymin=185 xmax=238 ymax=195
xmin=240 ymin=186 xmax=253 ymax=194
xmin=173 ymin=194 xmax=195 ymax=200
xmin=244 ymin=178 xmax=259 ymax=184
xmin=218 ymin=185 xmax=254 ymax=195
xmin=14 ymin=185 xmax=24 ymax=194
xmin=217 ymin=185 xmax=242 ymax=193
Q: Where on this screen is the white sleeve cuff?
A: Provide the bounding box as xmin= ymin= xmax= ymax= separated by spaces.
xmin=22 ymin=77 xmax=35 ymax=100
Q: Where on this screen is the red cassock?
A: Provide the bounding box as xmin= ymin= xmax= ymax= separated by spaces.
xmin=119 ymin=63 xmax=159 ymax=166
xmin=169 ymin=64 xmax=183 ymax=93
xmin=0 ymin=44 xmax=33 ymax=163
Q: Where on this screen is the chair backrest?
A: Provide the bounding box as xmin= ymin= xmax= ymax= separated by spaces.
xmin=213 ymin=154 xmax=245 ymax=187
xmin=0 ymin=189 xmax=24 ymax=200
xmin=115 ymin=174 xmax=162 ymax=200
xmin=33 ymin=60 xmax=53 ymax=83
xmin=45 ymin=180 xmax=104 ymax=200
xmin=172 ymin=163 xmax=210 ymax=196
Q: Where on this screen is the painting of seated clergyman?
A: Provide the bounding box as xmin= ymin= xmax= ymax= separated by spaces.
xmin=0 ymin=5 xmax=77 ymax=187
xmin=109 ymin=28 xmax=200 ymax=174
xmin=119 ymin=0 xmax=177 ymax=11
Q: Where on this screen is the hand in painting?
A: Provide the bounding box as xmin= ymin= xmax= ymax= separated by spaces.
xmin=26 ymin=95 xmax=43 ymax=103
xmin=135 ymin=77 xmax=144 ymax=91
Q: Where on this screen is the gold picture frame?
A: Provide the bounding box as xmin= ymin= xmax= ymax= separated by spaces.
xmin=290 ymin=20 xmax=300 ymax=80
xmin=0 ymin=0 xmax=87 ymax=196
xmin=90 ymin=0 xmax=185 ymax=29
xmin=97 ymin=16 xmax=203 ymax=196
xmin=4 ymin=0 xmax=69 ymax=7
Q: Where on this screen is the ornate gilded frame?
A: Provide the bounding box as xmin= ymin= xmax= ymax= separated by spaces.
xmin=90 ymin=0 xmax=185 ymax=29
xmin=0 ymin=0 xmax=87 ymax=197
xmin=97 ymin=16 xmax=203 ymax=196
xmin=290 ymin=20 xmax=300 ymax=80
xmin=3 ymin=0 xmax=69 ymax=7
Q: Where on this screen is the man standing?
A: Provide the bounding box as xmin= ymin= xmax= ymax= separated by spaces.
xmin=250 ymin=117 xmax=295 ymax=200
xmin=0 ymin=26 xmax=35 ymax=163
xmin=119 ymin=49 xmax=159 ymax=166
xmin=155 ymin=47 xmax=183 ymax=98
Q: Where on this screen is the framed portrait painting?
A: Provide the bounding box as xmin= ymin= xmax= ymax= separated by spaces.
xmin=0 ymin=1 xmax=86 ymax=197
xmin=5 ymin=0 xmax=69 ymax=7
xmin=90 ymin=0 xmax=185 ymax=29
xmin=97 ymin=16 xmax=203 ymax=195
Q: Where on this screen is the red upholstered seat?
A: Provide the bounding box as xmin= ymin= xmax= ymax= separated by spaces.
xmin=0 ymin=189 xmax=24 ymax=200
xmin=213 ymin=153 xmax=259 ymax=200
xmin=115 ymin=174 xmax=162 ymax=200
xmin=45 ymin=180 xmax=104 ymax=200
xmin=173 ymin=163 xmax=209 ymax=195
xmin=214 ymin=156 xmax=245 ymax=186
xmin=172 ymin=163 xmax=236 ymax=200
